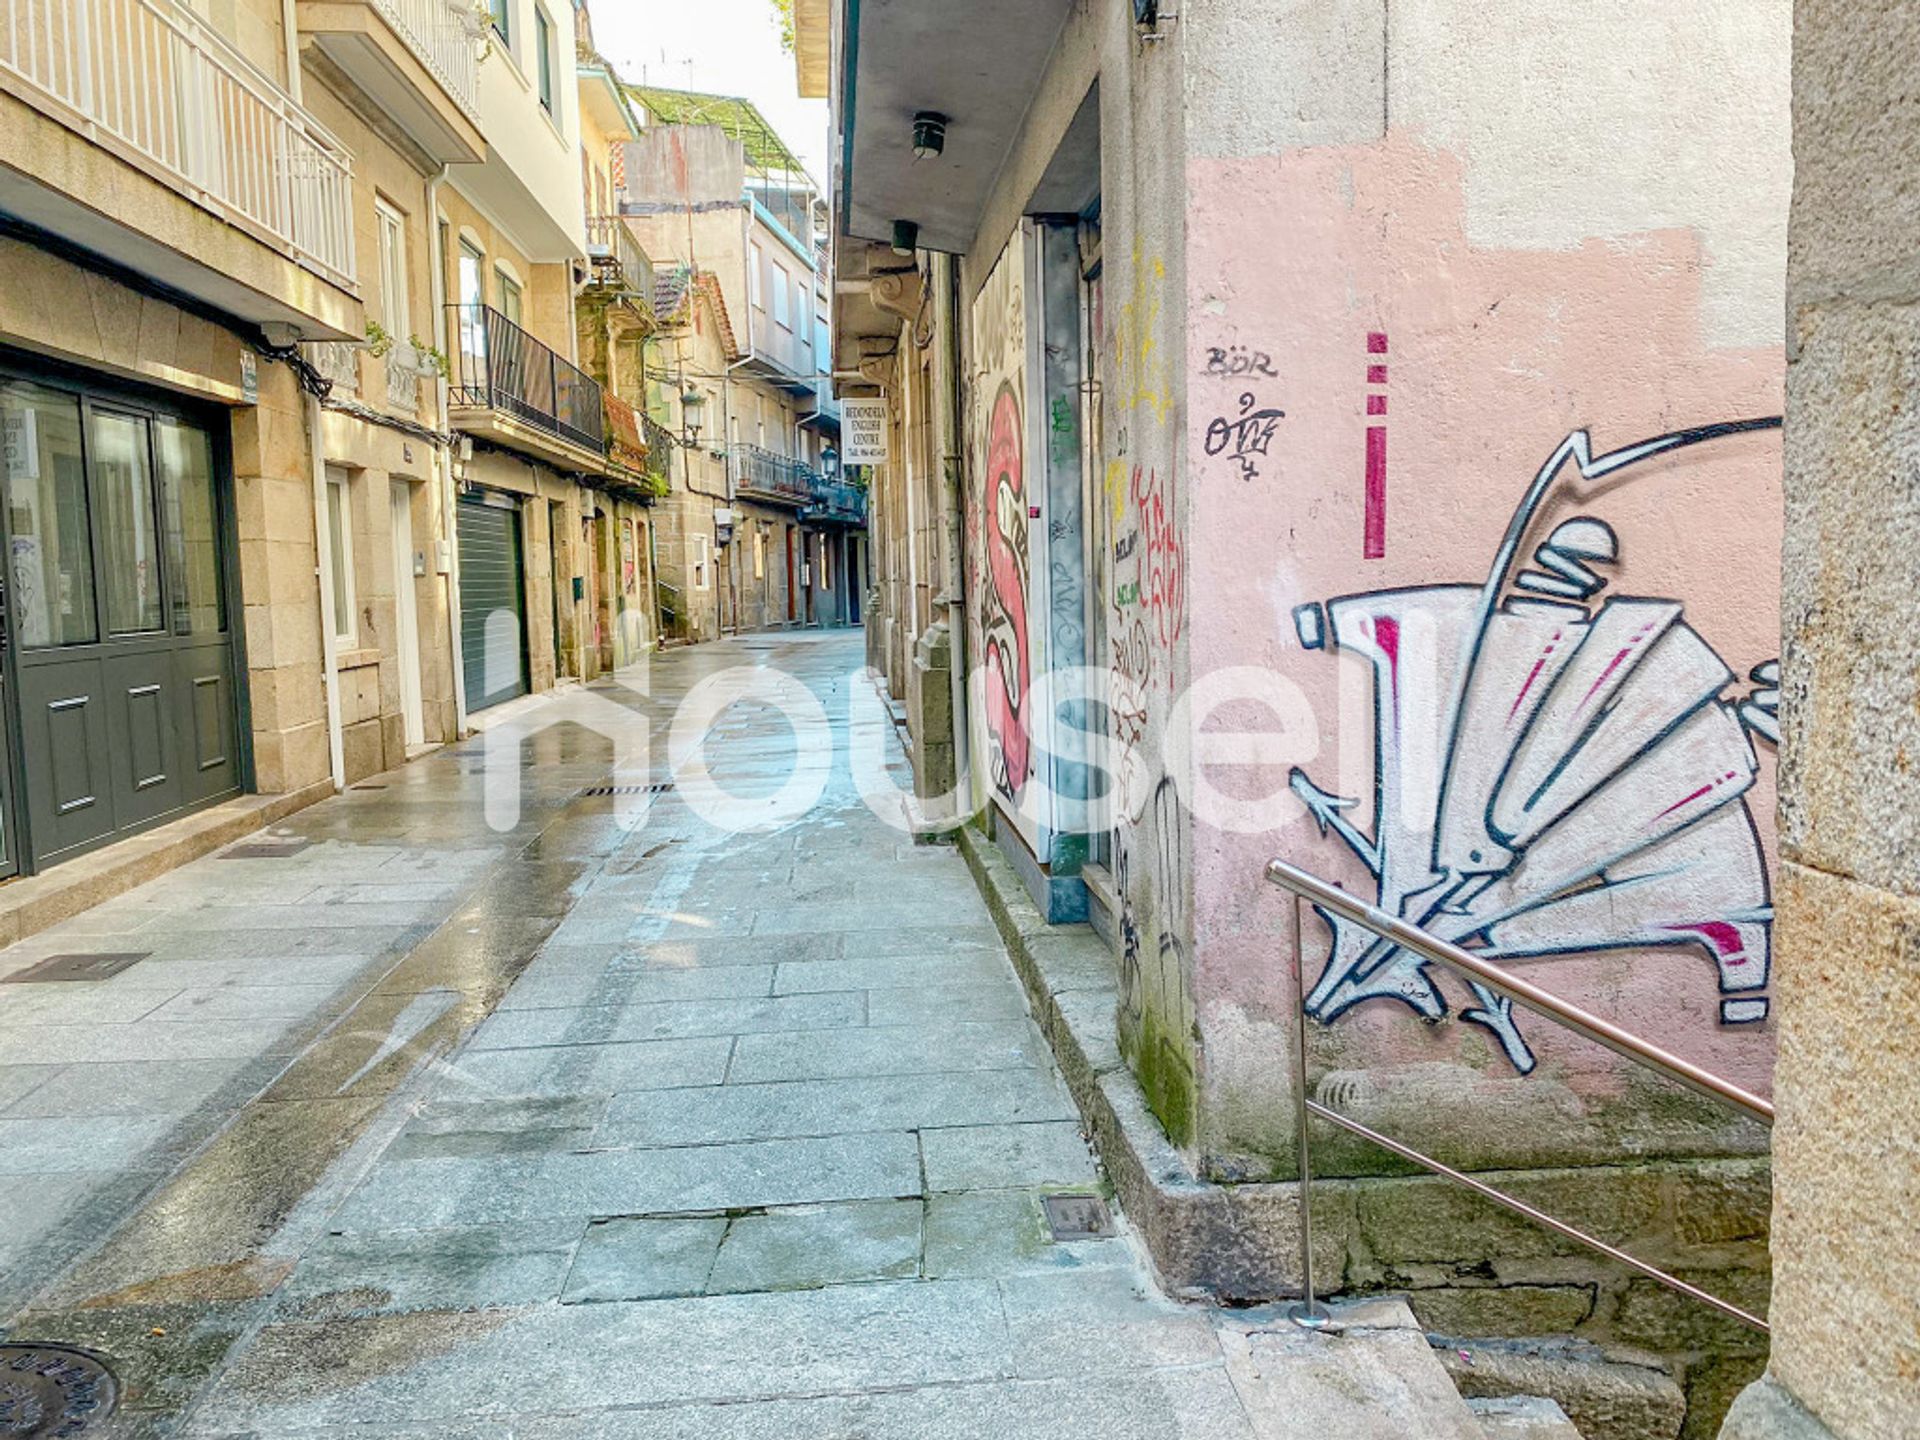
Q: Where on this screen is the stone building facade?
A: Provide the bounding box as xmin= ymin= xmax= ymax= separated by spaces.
xmin=805 ymin=1 xmax=1792 ymax=1431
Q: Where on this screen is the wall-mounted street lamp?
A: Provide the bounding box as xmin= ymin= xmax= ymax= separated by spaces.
xmin=911 ymin=112 xmax=947 ymax=161
xmin=821 ymin=445 xmax=841 ymax=480
xmin=680 ymin=387 xmax=707 ymax=443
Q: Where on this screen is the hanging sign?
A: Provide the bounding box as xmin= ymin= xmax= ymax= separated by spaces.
xmin=841 ymin=398 xmax=889 ymax=465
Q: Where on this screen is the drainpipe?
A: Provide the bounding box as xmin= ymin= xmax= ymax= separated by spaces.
xmin=427 ymin=166 xmax=469 ymax=734
xmin=306 ymin=391 xmax=346 ymax=791
xmin=937 ymin=254 xmax=969 ymax=806
xmin=279 ymin=0 xmax=303 ymax=101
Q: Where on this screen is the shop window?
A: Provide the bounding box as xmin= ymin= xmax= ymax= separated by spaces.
xmin=0 ymin=382 xmax=95 ymax=647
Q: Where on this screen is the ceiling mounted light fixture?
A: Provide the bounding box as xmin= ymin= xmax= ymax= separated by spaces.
xmin=911 ymin=111 xmax=947 ymax=161
xmin=891 ymin=220 xmax=920 ymax=256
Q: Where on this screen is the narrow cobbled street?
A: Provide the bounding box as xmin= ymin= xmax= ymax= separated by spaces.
xmin=0 ymin=633 xmax=1256 ymax=1437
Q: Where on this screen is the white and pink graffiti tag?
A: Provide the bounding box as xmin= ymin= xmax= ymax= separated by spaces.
xmin=1289 ymin=419 xmax=1782 ymax=1074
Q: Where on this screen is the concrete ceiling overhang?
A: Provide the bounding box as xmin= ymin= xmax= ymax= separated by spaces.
xmin=842 ymin=0 xmax=1074 ymax=254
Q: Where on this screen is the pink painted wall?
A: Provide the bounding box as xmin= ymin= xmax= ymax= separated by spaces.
xmin=1184 ymin=135 xmax=1784 ymax=1177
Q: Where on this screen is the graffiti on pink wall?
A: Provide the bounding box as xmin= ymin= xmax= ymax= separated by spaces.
xmin=1288 ymin=418 xmax=1783 ymax=1074
xmin=982 ymin=382 xmax=1032 ymax=806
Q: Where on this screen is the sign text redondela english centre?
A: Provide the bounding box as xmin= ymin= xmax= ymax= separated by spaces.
xmin=842 ymin=399 xmax=889 ymax=465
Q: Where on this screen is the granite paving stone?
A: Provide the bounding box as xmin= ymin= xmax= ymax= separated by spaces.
xmin=595 ymin=1068 xmax=1077 ymax=1147
xmin=1 ymin=1058 xmax=256 ymax=1118
xmin=330 ymin=1131 xmax=925 ymax=1231
xmin=432 ymin=1036 xmax=734 ymax=1099
xmin=281 ymin=1222 xmax=585 ymax=1316
xmin=705 ymin=1199 xmax=922 ymax=1294
xmin=468 ymin=992 xmax=865 ymax=1050
xmin=0 ymin=1114 xmax=182 ymax=1173
xmin=867 ymin=980 xmax=1032 ymax=1026
xmin=920 ymin=1121 xmax=1102 ymax=1191
xmin=923 ymin=1188 xmax=1132 ymax=1280
xmin=770 ymin=950 xmax=1009 ymax=994
xmin=726 ymin=1019 xmax=1048 ymax=1084
xmin=560 ymin=1217 xmax=728 ymax=1302
xmin=496 ymin=964 xmax=775 ymax=1009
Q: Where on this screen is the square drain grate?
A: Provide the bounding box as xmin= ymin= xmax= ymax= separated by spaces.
xmin=579 ymin=783 xmax=675 ymax=797
xmin=221 ymin=837 xmax=312 ymax=859
xmin=1042 ymin=1192 xmax=1117 ymax=1241
xmin=3 ymin=952 xmax=150 ymax=983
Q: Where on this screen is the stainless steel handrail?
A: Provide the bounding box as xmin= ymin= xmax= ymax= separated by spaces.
xmin=1266 ymin=858 xmax=1771 ymax=1335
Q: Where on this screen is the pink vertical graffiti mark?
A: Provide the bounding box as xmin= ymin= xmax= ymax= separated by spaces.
xmin=1364 ymin=428 xmax=1388 ymax=559
xmin=1374 ymin=615 xmax=1401 ymax=704
xmin=1364 ymin=333 xmax=1389 ymax=559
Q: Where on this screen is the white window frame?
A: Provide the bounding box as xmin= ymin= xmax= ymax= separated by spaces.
xmin=496 ymin=266 xmax=523 ymax=327
xmin=375 ymin=197 xmax=408 ymax=339
xmin=771 ymin=263 xmax=791 ymax=330
xmin=748 ymin=243 xmax=765 ymax=309
xmin=820 ymin=538 xmax=831 ymax=591
xmin=692 ymin=532 xmax=711 ymax=591
xmin=533 ymin=3 xmax=555 ymax=113
xmin=325 ymin=468 xmax=357 ymax=646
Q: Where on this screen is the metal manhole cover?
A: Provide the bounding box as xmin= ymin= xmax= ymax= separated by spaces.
xmin=1042 ymin=1193 xmax=1117 ymax=1241
xmin=1 ymin=953 xmax=149 ymax=984
xmin=0 ymin=1344 xmax=118 ymax=1436
xmin=221 ymin=837 xmax=311 ymax=859
xmin=579 ymin=784 xmax=675 ymax=797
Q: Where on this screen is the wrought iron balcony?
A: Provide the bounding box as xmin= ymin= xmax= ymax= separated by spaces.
xmin=447 ymin=303 xmax=604 ymax=456
xmin=730 ymin=443 xmax=813 ymax=508
xmin=806 ymin=479 xmax=868 ymax=526
xmin=2 ymin=0 xmax=357 ymax=289
xmin=584 ymin=215 xmax=654 ymax=303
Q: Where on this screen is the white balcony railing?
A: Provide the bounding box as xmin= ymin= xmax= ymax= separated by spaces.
xmin=372 ymin=0 xmax=479 ymax=122
xmin=0 ymin=0 xmax=357 ymax=290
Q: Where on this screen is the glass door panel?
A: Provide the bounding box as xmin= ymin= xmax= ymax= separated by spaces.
xmin=156 ymin=417 xmax=224 ymax=636
xmin=89 ymin=409 xmax=165 ymax=635
xmin=2 ymin=381 xmax=97 ymax=648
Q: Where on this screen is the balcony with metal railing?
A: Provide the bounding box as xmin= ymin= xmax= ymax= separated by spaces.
xmin=0 ymin=0 xmax=360 ymax=330
xmin=297 ymin=0 xmax=483 ymax=164
xmin=731 ymin=443 xmax=813 ymax=509
xmin=447 ymin=303 xmax=606 ymax=464
xmin=804 ymin=477 xmax=868 ymax=527
xmin=584 ymin=215 xmax=655 ymax=307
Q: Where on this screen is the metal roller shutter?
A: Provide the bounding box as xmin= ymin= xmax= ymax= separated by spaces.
xmin=457 ymin=493 xmax=528 ymax=712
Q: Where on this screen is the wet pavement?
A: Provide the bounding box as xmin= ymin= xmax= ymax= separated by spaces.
xmin=0 ymin=632 xmax=1257 ymax=1438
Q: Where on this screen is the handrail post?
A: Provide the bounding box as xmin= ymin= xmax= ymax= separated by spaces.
xmin=1289 ymin=890 xmax=1331 ymax=1330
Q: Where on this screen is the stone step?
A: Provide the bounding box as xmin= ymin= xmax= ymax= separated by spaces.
xmin=1470 ymin=1395 xmax=1586 ymax=1439
xmin=1217 ymin=1297 xmax=1491 ymax=1439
